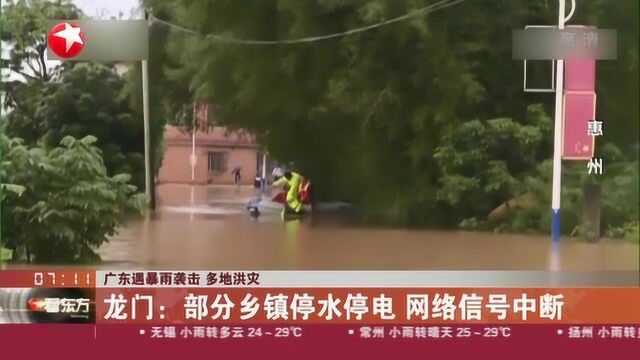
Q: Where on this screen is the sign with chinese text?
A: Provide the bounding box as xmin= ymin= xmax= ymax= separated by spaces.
xmin=1 ymin=270 xmax=639 ymax=358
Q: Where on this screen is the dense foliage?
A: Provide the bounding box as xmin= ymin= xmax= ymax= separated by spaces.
xmin=1 ymin=0 xmax=147 ymax=189
xmin=1 ymin=0 xmax=148 ymax=262
xmin=0 ymin=0 xmax=79 ymax=83
xmin=1 ymin=135 xmax=144 ymax=263
xmin=141 ymin=0 xmax=638 ymax=240
xmin=4 ymin=63 xmax=147 ymax=188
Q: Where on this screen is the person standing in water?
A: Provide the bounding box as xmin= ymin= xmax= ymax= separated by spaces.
xmin=231 ymin=165 xmax=242 ymax=184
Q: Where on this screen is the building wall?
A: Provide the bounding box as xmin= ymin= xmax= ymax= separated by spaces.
xmin=158 ymin=126 xmax=258 ymax=185
xmin=159 ymin=145 xmax=257 ymax=185
xmin=198 ymin=146 xmax=257 ymax=185
xmin=158 ymin=145 xmax=192 ymax=184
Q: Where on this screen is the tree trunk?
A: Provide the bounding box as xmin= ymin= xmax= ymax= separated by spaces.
xmin=582 ymin=183 xmax=602 ymax=242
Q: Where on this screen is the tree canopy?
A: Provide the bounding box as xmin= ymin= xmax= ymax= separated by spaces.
xmin=4 ymin=63 xmax=147 ymax=187
xmin=1 ymin=0 xmax=149 ymax=189
xmin=143 ymin=0 xmax=638 ymax=236
xmin=1 ymin=0 xmax=80 ymax=83
xmin=1 ymin=134 xmax=144 ymax=263
xmin=1 ymin=0 xmax=149 ymax=263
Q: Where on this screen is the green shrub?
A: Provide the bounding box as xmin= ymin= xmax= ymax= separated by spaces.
xmin=1 ymin=134 xmax=144 ymax=263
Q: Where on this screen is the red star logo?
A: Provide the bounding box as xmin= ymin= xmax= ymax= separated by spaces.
xmin=27 ymin=297 xmax=47 ymax=312
xmin=48 ymin=22 xmax=85 ymax=58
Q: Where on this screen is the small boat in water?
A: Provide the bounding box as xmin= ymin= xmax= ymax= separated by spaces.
xmin=246 ymin=192 xmax=311 ymax=218
xmin=246 ymin=191 xmax=351 ymax=219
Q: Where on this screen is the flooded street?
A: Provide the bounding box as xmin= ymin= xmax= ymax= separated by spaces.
xmin=96 ymin=184 xmax=640 ymax=271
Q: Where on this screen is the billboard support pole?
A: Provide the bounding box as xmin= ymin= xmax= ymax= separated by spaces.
xmin=551 ymin=0 xmax=575 ymax=243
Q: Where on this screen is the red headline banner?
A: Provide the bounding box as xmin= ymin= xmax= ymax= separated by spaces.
xmin=96 ymin=288 xmax=640 ymax=324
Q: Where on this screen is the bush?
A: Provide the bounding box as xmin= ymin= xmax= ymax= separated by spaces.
xmin=499 ymin=155 xmax=639 ymax=241
xmin=1 ymin=134 xmax=145 ymax=263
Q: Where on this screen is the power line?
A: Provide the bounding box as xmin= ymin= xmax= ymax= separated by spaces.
xmin=149 ymin=0 xmax=466 ymax=45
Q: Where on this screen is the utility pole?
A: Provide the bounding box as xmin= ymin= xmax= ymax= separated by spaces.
xmin=191 ymin=102 xmax=197 ymax=182
xmin=142 ymin=60 xmax=152 ymax=208
xmin=142 ymin=11 xmax=154 ymax=209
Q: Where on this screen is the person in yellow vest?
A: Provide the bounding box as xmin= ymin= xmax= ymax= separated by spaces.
xmin=273 ymin=171 xmax=303 ymax=215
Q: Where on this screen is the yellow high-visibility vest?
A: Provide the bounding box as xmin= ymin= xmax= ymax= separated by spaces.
xmin=286 ymin=172 xmax=302 ymax=211
xmin=274 ymin=172 xmax=303 ymax=212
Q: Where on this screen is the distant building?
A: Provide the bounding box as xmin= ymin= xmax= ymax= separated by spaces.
xmin=158 ymin=104 xmax=260 ymax=185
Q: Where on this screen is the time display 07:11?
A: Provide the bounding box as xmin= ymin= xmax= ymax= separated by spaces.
xmin=33 ymin=272 xmax=92 ymax=287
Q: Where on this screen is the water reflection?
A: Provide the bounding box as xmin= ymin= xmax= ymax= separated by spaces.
xmin=98 ymin=184 xmax=639 ymax=271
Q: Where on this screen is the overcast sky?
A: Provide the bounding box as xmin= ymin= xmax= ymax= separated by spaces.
xmin=73 ymin=0 xmax=142 ymax=19
xmin=0 ymin=0 xmax=142 ymax=18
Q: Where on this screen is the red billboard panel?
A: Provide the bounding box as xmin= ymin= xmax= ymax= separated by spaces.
xmin=565 ymin=59 xmax=596 ymax=91
xmin=563 ymin=91 xmax=596 ymax=160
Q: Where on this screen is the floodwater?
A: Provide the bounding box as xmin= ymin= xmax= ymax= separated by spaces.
xmin=97 ymin=184 xmax=640 ymax=271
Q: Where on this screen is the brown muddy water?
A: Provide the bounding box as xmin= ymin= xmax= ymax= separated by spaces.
xmin=91 ymin=184 xmax=639 ymax=271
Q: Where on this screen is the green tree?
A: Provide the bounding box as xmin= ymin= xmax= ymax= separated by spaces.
xmin=4 ymin=63 xmax=147 ymax=189
xmin=434 ymin=105 xmax=639 ymax=241
xmin=1 ymin=134 xmax=144 ymax=263
xmin=144 ymin=0 xmax=485 ymax=225
xmin=1 ymin=0 xmax=80 ymax=122
xmin=502 ymin=148 xmax=639 ymax=242
xmin=1 ymin=0 xmax=80 ymax=83
xmin=143 ymin=0 xmax=638 ymax=230
xmin=434 ymin=104 xmax=552 ymax=221
xmin=2 ymin=0 xmax=149 ymax=190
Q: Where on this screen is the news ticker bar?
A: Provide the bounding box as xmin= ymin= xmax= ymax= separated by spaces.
xmin=0 ymin=270 xmax=638 ymax=288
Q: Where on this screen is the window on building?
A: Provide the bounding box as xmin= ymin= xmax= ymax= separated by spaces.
xmin=208 ymin=151 xmax=227 ymax=172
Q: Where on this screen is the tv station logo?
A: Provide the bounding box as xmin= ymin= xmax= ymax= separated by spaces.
xmin=27 ymin=297 xmax=90 ymax=315
xmin=47 ymin=22 xmax=85 ymax=59
xmin=0 ymin=288 xmax=95 ymax=324
xmin=46 ymin=19 xmax=148 ymax=62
